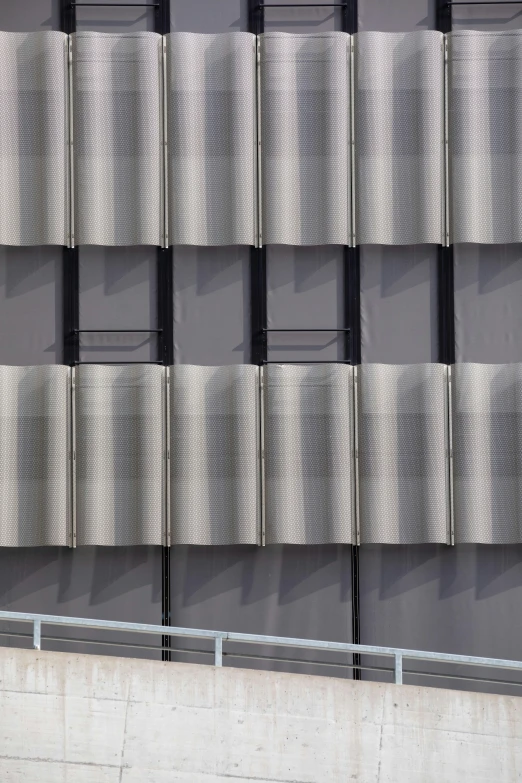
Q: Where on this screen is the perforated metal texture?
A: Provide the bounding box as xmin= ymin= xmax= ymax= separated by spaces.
xmin=449 ymin=31 xmax=522 ymax=243
xmin=75 ymin=365 xmax=164 ymax=546
xmin=72 ymin=32 xmax=162 ymax=246
xmin=167 ymin=33 xmax=256 ymax=246
xmin=453 ymin=364 xmax=522 ymax=544
xmin=358 ymin=364 xmax=449 ymax=544
xmin=355 ymin=31 xmax=444 ymax=245
xmin=264 ymin=364 xmax=354 ymax=545
xmin=0 ymin=366 xmax=70 ymax=546
xmin=0 ymin=32 xmax=68 ymax=246
xmin=170 ymin=365 xmax=259 ymax=545
xmin=260 ymin=33 xmax=351 ymax=246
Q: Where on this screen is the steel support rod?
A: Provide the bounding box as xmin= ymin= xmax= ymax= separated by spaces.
xmin=215 ymin=636 xmax=224 ymax=667
xmin=394 ymin=656 xmax=402 ymax=684
xmin=33 ymin=620 xmax=41 ymax=651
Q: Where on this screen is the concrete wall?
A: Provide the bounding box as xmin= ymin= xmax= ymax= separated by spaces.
xmin=0 ymin=646 xmax=521 ymax=782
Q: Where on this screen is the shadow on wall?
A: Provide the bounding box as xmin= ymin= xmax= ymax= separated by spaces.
xmin=360 ymin=246 xmax=438 ymax=363
xmin=454 ymin=245 xmax=522 ymax=363
xmin=0 ymin=248 xmax=61 ymax=364
xmin=173 ymin=247 xmax=250 ymax=364
xmin=0 ymin=547 xmax=162 ymax=660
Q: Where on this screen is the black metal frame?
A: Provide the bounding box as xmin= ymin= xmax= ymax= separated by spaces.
xmin=248 ymin=0 xmax=361 ymax=681
xmin=436 ymin=0 xmax=456 ymax=365
xmin=60 ymin=0 xmax=173 ymax=369
xmin=60 ymin=0 xmax=173 ymax=660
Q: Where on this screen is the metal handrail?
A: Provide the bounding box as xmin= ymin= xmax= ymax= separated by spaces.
xmin=1 ymin=610 xmax=522 ymax=687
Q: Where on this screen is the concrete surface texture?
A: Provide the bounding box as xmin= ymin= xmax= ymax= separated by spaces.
xmin=0 ymin=648 xmax=521 ymax=782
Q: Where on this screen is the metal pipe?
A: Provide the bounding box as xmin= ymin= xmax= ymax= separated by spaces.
xmin=394 ymin=654 xmax=403 ymax=685
xmin=33 ymin=620 xmax=41 ymax=651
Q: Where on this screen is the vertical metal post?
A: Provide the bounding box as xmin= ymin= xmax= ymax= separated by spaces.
xmin=70 ymin=367 xmax=77 ymax=548
xmin=61 ymin=0 xmax=80 ymax=366
xmin=214 ymin=636 xmax=223 ymax=667
xmin=345 ymin=0 xmax=362 ymax=683
xmin=394 ymin=653 xmax=403 ymax=685
xmin=33 ymin=619 xmax=41 ymax=651
xmin=437 ymin=0 xmax=455 ymax=366
xmin=250 ymin=0 xmax=268 ymax=365
xmin=259 ymin=365 xmax=266 ymax=546
xmin=155 ymin=0 xmax=174 ymax=664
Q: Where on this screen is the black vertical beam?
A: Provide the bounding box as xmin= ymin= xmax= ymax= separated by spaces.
xmin=250 ymin=0 xmax=268 ymax=365
xmin=436 ymin=0 xmax=456 ymax=365
xmin=155 ymin=0 xmax=174 ymax=663
xmin=344 ymin=0 xmax=361 ymax=682
xmin=61 ymin=1 xmax=80 ymax=366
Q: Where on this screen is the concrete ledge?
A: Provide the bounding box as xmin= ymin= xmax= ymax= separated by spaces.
xmin=0 ymin=647 xmax=520 ymax=782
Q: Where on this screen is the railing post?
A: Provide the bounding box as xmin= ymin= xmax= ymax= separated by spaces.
xmin=214 ymin=635 xmax=223 ymax=667
xmin=33 ymin=619 xmax=41 ymax=651
xmin=394 ymin=654 xmax=403 ymax=685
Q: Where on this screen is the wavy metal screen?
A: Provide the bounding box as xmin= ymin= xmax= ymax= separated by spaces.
xmin=72 ymin=32 xmax=162 ymax=246
xmin=170 ymin=365 xmax=259 ymax=545
xmin=355 ymin=31 xmax=444 ymax=245
xmin=0 ymin=32 xmax=68 ymax=246
xmin=453 ymin=364 xmax=522 ymax=544
xmin=263 ymin=364 xmax=354 ymax=545
xmin=358 ymin=364 xmax=450 ymax=544
xmin=75 ymin=365 xmax=164 ymax=546
xmin=260 ymin=32 xmax=351 ymax=246
xmin=0 ymin=366 xmax=70 ymax=546
xmin=449 ymin=31 xmax=522 ymax=244
xmin=166 ymin=33 xmax=256 ymax=246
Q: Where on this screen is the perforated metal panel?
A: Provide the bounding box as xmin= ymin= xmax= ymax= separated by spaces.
xmin=0 ymin=366 xmax=70 ymax=546
xmin=264 ymin=364 xmax=354 ymax=545
xmin=170 ymin=365 xmax=259 ymax=545
xmin=166 ymin=33 xmax=256 ymax=246
xmin=355 ymin=31 xmax=444 ymax=245
xmin=72 ymin=32 xmax=162 ymax=246
xmin=453 ymin=364 xmax=522 ymax=544
xmin=449 ymin=31 xmax=522 ymax=243
xmin=0 ymin=32 xmax=68 ymax=246
xmin=260 ymin=33 xmax=351 ymax=246
xmin=358 ymin=364 xmax=449 ymax=544
xmin=75 ymin=365 xmax=164 ymax=546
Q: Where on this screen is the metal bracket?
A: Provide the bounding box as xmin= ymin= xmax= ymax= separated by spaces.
xmin=70 ymin=366 xmax=77 ymax=549
xmin=258 ymin=365 xmax=266 ymax=547
xmin=446 ymin=365 xmax=455 ymax=546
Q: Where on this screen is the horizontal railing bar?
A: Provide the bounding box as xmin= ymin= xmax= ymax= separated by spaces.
xmin=264 ymin=328 xmax=350 ymax=333
xmin=74 ymin=361 xmax=163 ymax=365
xmin=262 ymin=360 xmax=352 ymax=364
xmin=226 ymin=632 xmax=522 ymax=671
xmin=75 ymin=329 xmax=162 ymax=334
xmin=0 ymin=612 xmax=225 ymax=640
xmin=3 ymin=627 xmax=521 ymax=688
xmin=1 ymin=611 xmax=522 ymax=675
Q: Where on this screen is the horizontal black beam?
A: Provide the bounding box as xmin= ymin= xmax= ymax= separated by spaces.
xmin=264 ymin=328 xmax=350 ymax=333
xmin=262 ymin=360 xmax=351 ymax=364
xmin=258 ymin=3 xmax=347 ymax=7
xmin=74 ymin=329 xmax=162 ymax=334
xmin=71 ymin=3 xmax=159 ymax=7
xmin=448 ymin=1 xmax=522 ymax=4
xmin=75 ymin=361 xmax=164 ymax=365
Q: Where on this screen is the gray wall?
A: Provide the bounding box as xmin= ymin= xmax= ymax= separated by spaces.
xmin=1 ymin=0 xmax=522 ymax=692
